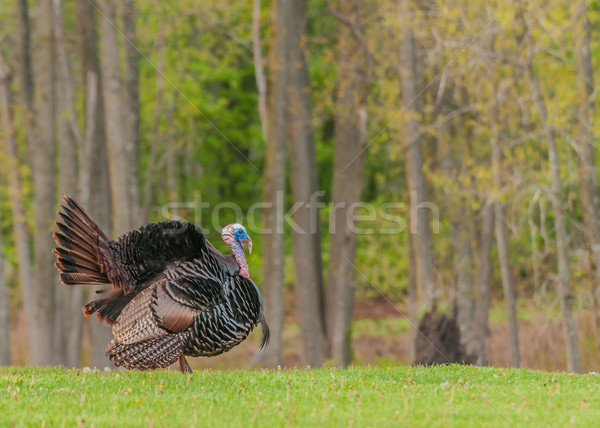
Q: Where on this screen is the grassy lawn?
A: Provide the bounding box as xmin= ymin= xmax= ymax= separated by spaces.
xmin=1 ymin=364 xmax=599 ymax=427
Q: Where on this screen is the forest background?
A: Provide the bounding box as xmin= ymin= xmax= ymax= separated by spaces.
xmin=1 ymin=0 xmax=600 ymax=374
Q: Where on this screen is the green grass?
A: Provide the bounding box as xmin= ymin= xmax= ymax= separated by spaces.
xmin=1 ymin=365 xmax=599 ymax=427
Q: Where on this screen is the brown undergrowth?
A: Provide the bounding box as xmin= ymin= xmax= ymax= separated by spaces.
xmin=8 ymin=297 xmax=600 ymax=372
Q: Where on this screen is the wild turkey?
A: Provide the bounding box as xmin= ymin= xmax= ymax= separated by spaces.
xmin=52 ymin=195 xmax=269 ymax=373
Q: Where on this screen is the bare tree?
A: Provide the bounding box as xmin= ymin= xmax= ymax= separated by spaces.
xmin=54 ymin=0 xmax=84 ymax=367
xmin=539 ymin=94 xmax=580 ymax=373
xmin=252 ymin=0 xmax=268 ymax=138
xmin=142 ymin=3 xmax=166 ymax=222
xmin=78 ymin=0 xmax=114 ymax=368
xmin=16 ymin=0 xmax=35 ymax=158
xmin=490 ymin=81 xmax=520 ymax=367
xmin=120 ymin=0 xmax=141 ymax=220
xmin=573 ymin=0 xmax=600 ymax=337
xmin=399 ymin=0 xmax=436 ymax=311
xmin=98 ymin=0 xmax=135 ymax=236
xmin=472 ymin=201 xmax=494 ymax=365
xmin=259 ymin=0 xmax=292 ymax=367
xmin=31 ymin=0 xmax=58 ymax=365
xmin=0 ymin=55 xmax=35 ymax=364
xmin=287 ymin=0 xmax=326 ymax=366
xmin=326 ymin=0 xmax=372 ymax=366
xmin=437 ymin=86 xmax=476 ymax=350
xmin=524 ymin=17 xmax=580 ymax=372
xmin=53 ymin=0 xmax=82 ymax=147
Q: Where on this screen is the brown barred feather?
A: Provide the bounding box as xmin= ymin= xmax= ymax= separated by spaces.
xmin=112 ymin=288 xmax=165 ymax=344
xmin=53 ymin=231 xmax=98 ymax=260
xmin=53 ymin=246 xmax=99 ymax=266
xmin=53 ymin=197 xmax=110 ymax=286
xmin=106 ymin=334 xmax=184 ymax=370
xmin=152 ymin=281 xmax=200 ymax=334
xmin=59 ymin=272 xmax=105 ymax=285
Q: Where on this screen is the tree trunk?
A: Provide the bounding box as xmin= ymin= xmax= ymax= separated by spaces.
xmin=0 ymin=231 xmax=9 ymax=365
xmin=491 ymin=115 xmax=520 ymax=367
xmin=258 ymin=0 xmax=291 ymax=368
xmin=527 ymin=49 xmax=580 ymax=373
xmin=493 ymin=200 xmax=520 ymax=367
xmin=53 ymin=0 xmax=83 ymax=147
xmin=573 ymin=0 xmax=600 ymax=340
xmin=472 ymin=201 xmax=494 ymax=366
xmin=439 ymin=118 xmax=475 ymax=349
xmin=287 ymin=0 xmax=326 ymax=367
xmin=31 ymin=0 xmax=57 ymax=365
xmin=78 ymin=0 xmax=114 ymax=368
xmin=408 ymin=229 xmax=418 ymax=362
xmin=521 ymin=4 xmax=580 ymax=372
xmin=0 ymin=55 xmax=35 ymax=364
xmin=545 ymin=117 xmax=580 ymax=373
xmin=13 ymin=0 xmax=38 ymax=364
xmin=54 ymin=81 xmax=76 ymax=366
xmin=98 ymin=0 xmax=135 ymax=236
xmin=16 ymin=0 xmax=36 ymax=158
xmin=399 ymin=0 xmax=436 ymax=311
xmin=326 ymin=0 xmax=371 ymax=366
xmin=484 ymin=62 xmax=521 ymax=367
xmin=166 ymin=99 xmax=178 ymax=207
xmin=120 ymin=0 xmax=141 ymax=221
xmin=451 ymin=211 xmax=475 ymax=345
xmin=54 ymin=0 xmax=83 ymax=367
xmin=142 ymin=8 xmax=165 ymax=222
xmin=252 ymin=0 xmax=268 ymax=138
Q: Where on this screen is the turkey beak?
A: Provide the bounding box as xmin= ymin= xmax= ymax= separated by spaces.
xmin=241 ymin=236 xmax=252 ymax=254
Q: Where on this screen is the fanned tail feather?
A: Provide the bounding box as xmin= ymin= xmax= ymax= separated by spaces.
xmin=53 ymin=195 xmax=138 ymax=325
xmin=53 ymin=195 xmax=111 ymax=286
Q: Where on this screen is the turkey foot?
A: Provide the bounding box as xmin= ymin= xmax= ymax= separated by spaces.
xmin=178 ymin=355 xmax=193 ymax=374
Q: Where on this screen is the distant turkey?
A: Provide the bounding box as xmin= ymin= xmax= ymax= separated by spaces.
xmin=52 ymin=195 xmax=269 ymax=373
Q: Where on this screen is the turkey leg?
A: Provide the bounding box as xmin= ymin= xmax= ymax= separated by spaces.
xmin=178 ymin=355 xmax=193 ymax=374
